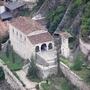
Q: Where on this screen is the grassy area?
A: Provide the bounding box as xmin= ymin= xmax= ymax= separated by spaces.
xmin=60 ymin=56 xmax=72 ymax=67
xmin=0 ymin=51 xmax=23 ymax=71
xmin=41 ymin=76 xmax=79 ymax=90
xmin=60 ymin=56 xmax=90 ymax=84
xmin=74 ymin=67 xmax=90 ymax=84
xmin=70 ymin=51 xmax=90 ymax=83
xmin=61 ymin=51 xmax=90 ymax=84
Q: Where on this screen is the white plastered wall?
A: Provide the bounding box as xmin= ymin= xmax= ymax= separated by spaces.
xmin=61 ymin=36 xmax=70 ymax=58
xmin=9 ymin=24 xmax=34 ymax=60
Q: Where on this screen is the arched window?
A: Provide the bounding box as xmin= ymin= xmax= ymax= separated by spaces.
xmin=41 ymin=44 xmax=47 ymax=51
xmin=35 ymin=46 xmax=39 ymax=52
xmin=48 ymin=43 xmax=53 ymax=50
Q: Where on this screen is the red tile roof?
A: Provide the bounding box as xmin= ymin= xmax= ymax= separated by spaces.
xmin=10 ymin=16 xmax=47 ymax=34
xmin=0 ymin=1 xmax=4 ymax=6
xmin=0 ymin=20 xmax=8 ymax=37
xmin=28 ymin=32 xmax=53 ymax=44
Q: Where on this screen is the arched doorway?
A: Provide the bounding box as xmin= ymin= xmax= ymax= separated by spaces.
xmin=41 ymin=44 xmax=47 ymax=51
xmin=48 ymin=43 xmax=53 ymax=50
xmin=35 ymin=46 xmax=39 ymax=52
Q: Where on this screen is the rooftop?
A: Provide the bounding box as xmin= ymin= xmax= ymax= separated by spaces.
xmin=4 ymin=1 xmax=25 ymax=11
xmin=0 ymin=11 xmax=12 ymax=20
xmin=0 ymin=1 xmax=4 ymax=6
xmin=28 ymin=32 xmax=53 ymax=44
xmin=10 ymin=16 xmax=47 ymax=35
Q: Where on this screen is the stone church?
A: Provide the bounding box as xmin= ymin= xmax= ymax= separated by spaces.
xmin=8 ymin=16 xmax=71 ymax=78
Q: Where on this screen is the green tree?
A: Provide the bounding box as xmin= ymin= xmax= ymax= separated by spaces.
xmin=27 ymin=56 xmax=38 ymax=79
xmin=36 ymin=0 xmax=45 ymax=6
xmin=0 ymin=67 xmax=5 ymax=81
xmin=11 ymin=46 xmax=15 ymax=63
xmin=85 ymin=71 xmax=90 ymax=83
xmin=46 ymin=5 xmax=66 ymax=33
xmin=6 ymin=43 xmax=9 ymax=58
xmin=81 ymin=1 xmax=90 ymax=42
xmin=72 ymin=55 xmax=83 ymax=71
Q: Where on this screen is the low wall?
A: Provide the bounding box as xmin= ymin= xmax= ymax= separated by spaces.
xmin=37 ymin=64 xmax=57 ymax=79
xmin=60 ymin=62 xmax=90 ymax=90
xmin=80 ymin=39 xmax=90 ymax=55
xmin=0 ymin=59 xmax=25 ymax=90
xmin=36 ymin=54 xmax=49 ymax=66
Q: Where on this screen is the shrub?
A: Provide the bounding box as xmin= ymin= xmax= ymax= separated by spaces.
xmin=71 ymin=55 xmax=83 ymax=71
xmin=46 ymin=5 xmax=66 ymax=33
xmin=85 ymin=71 xmax=90 ymax=83
xmin=81 ymin=1 xmax=90 ymax=42
xmin=0 ymin=67 xmax=5 ymax=81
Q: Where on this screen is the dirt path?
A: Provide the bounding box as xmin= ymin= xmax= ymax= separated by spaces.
xmin=16 ymin=70 xmax=37 ymax=90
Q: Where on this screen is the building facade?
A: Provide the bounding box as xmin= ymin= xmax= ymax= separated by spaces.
xmin=9 ymin=16 xmax=54 ymax=60
xmin=59 ymin=32 xmax=71 ymax=58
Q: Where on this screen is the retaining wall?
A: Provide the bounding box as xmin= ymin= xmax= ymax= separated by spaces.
xmin=80 ymin=39 xmax=90 ymax=55
xmin=0 ymin=59 xmax=25 ymax=90
xmin=60 ymin=62 xmax=90 ymax=90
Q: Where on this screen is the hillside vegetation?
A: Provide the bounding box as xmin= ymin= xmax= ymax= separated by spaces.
xmin=46 ymin=5 xmax=67 ymax=33
xmin=81 ymin=1 xmax=90 ymax=42
xmin=35 ymin=0 xmax=90 ymax=43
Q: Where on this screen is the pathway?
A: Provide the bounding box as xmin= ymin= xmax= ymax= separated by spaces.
xmin=16 ymin=70 xmax=37 ymax=90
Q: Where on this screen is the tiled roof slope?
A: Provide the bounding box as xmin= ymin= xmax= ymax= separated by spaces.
xmin=10 ymin=16 xmax=46 ymax=34
xmin=28 ymin=32 xmax=53 ymax=44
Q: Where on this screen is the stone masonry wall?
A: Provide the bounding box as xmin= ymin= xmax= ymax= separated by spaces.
xmin=0 ymin=59 xmax=25 ymax=90
xmin=80 ymin=39 xmax=90 ymax=55
xmin=60 ymin=62 xmax=90 ymax=90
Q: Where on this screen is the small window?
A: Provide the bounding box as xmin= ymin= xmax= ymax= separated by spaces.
xmin=35 ymin=46 xmax=39 ymax=52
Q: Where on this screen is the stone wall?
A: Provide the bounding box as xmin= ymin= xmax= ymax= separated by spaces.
xmin=60 ymin=62 xmax=90 ymax=90
xmin=37 ymin=64 xmax=57 ymax=79
xmin=80 ymin=39 xmax=90 ymax=55
xmin=0 ymin=59 xmax=25 ymax=90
